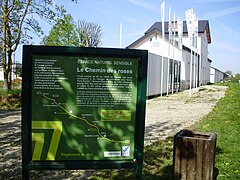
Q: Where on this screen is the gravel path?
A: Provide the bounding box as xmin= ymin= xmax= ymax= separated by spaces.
xmin=144 ymin=85 xmax=228 ymax=145
xmin=0 ymin=85 xmax=228 ymax=179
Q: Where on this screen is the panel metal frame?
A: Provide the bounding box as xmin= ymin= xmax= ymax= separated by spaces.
xmin=22 ymin=45 xmax=148 ymax=179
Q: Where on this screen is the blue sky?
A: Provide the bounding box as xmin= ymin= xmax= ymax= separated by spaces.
xmin=19 ymin=0 xmax=240 ymax=74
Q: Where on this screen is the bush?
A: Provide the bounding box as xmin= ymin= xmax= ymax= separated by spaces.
xmin=0 ymin=79 xmax=22 ymax=90
xmin=0 ymin=89 xmax=21 ymax=110
xmin=224 ymin=73 xmax=240 ymax=83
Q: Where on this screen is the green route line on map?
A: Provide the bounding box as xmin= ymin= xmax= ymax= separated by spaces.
xmin=41 ymin=94 xmax=129 ymax=144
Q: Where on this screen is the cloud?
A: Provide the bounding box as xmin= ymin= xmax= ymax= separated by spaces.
xmin=196 ymin=0 xmax=240 ymax=3
xmin=88 ymin=1 xmax=119 ymax=18
xmin=221 ymin=23 xmax=240 ymax=38
xmin=204 ymin=6 xmax=240 ymax=19
xmin=124 ymin=17 xmax=136 ymax=23
xmin=123 ymin=0 xmax=160 ymax=13
xmin=123 ymin=29 xmax=146 ymax=38
xmin=123 ymin=16 xmax=152 ymax=27
xmin=212 ymin=41 xmax=240 ymax=54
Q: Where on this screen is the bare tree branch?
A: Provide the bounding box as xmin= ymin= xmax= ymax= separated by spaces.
xmin=77 ymin=20 xmax=102 ymax=47
xmin=12 ymin=0 xmax=30 ymax=52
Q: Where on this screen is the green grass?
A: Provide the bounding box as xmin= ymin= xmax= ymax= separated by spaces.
xmin=195 ymin=83 xmax=240 ymax=179
xmin=90 ymin=83 xmax=240 ymax=179
xmin=0 ymin=80 xmax=21 ymax=109
xmin=90 ymin=137 xmax=174 ymax=180
xmin=1 ymin=80 xmax=238 ymax=179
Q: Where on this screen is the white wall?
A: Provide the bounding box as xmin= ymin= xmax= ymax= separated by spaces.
xmin=182 ymin=48 xmax=200 ymax=89
xmin=210 ymin=67 xmax=215 ymax=83
xmin=0 ymin=67 xmax=4 ymax=81
xmin=130 ymin=25 xmax=211 ymax=90
xmin=200 ymin=31 xmax=211 ymax=85
xmin=0 ymin=64 xmax=21 ymax=81
xmin=134 ymin=33 xmax=181 ymax=61
xmin=182 ymin=30 xmax=210 ymax=85
xmin=210 ymin=67 xmax=225 ymax=83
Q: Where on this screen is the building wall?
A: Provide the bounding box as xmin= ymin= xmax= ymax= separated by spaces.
xmin=0 ymin=64 xmax=21 ymax=81
xmin=182 ymin=30 xmax=210 ymax=85
xmin=200 ymin=31 xmax=211 ymax=85
xmin=128 ymin=23 xmax=212 ymax=95
xmin=210 ymin=67 xmax=225 ymax=83
xmin=132 ymin=34 xmax=202 ymax=89
xmin=147 ymin=53 xmax=161 ymax=96
xmin=0 ymin=67 xmax=4 ymax=81
xmin=134 ymin=33 xmax=181 ymax=60
xmin=146 ymin=53 xmax=181 ymax=96
xmin=181 ymin=48 xmax=200 ymax=90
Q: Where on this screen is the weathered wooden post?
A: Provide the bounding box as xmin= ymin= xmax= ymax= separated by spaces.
xmin=173 ymin=129 xmax=217 ymax=180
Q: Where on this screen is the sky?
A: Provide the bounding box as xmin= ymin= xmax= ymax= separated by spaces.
xmin=17 ymin=0 xmax=240 ymax=74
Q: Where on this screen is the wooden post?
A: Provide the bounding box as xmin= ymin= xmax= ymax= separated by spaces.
xmin=173 ymin=129 xmax=216 ymax=180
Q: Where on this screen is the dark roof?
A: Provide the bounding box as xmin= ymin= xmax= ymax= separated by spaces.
xmin=145 ymin=20 xmax=208 ymax=33
xmin=127 ymin=20 xmax=211 ymax=48
xmin=126 ymin=29 xmax=161 ymax=49
xmin=211 ymin=66 xmax=225 ymax=74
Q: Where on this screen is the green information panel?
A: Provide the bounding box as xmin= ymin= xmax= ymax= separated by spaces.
xmin=31 ymin=56 xmax=138 ymax=161
xmin=22 ymin=46 xmax=148 ymax=179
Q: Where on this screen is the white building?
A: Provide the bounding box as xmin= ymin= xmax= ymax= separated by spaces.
xmin=210 ymin=67 xmax=228 ymax=83
xmin=0 ymin=63 xmax=22 ymax=81
xmin=127 ymin=20 xmax=212 ymax=96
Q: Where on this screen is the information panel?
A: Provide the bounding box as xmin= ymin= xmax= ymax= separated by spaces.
xmin=22 ymin=46 xmax=148 ymax=179
xmin=31 ymin=56 xmax=138 ymax=161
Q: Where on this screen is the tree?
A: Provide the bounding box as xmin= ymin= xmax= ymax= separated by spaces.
xmin=235 ymin=73 xmax=240 ymax=79
xmin=42 ymin=18 xmax=102 ymax=47
xmin=0 ymin=1 xmax=2 ymax=64
xmin=225 ymin=70 xmax=233 ymax=77
xmin=0 ymin=0 xmax=76 ymax=90
xmin=225 ymin=73 xmax=240 ymax=82
xmin=14 ymin=65 xmax=22 ymax=77
xmin=42 ymin=14 xmax=79 ymax=46
xmin=77 ymin=20 xmax=102 ymax=47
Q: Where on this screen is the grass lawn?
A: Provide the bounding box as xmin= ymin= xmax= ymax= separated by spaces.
xmin=91 ymin=83 xmax=240 ymax=179
xmin=195 ymin=83 xmax=240 ymax=179
xmin=0 ymin=81 xmax=239 ymax=179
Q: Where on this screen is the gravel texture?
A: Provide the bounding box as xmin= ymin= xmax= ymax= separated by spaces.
xmin=145 ymin=85 xmax=228 ymax=145
xmin=0 ymin=85 xmax=228 ymax=179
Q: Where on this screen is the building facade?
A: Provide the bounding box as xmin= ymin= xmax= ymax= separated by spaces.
xmin=127 ymin=20 xmax=212 ymax=96
xmin=210 ymin=67 xmax=228 ymax=83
